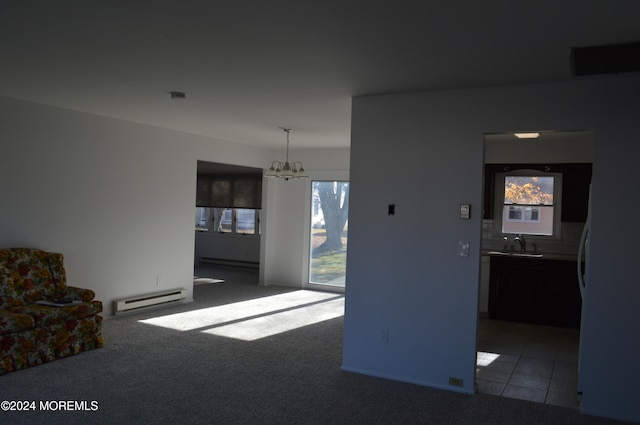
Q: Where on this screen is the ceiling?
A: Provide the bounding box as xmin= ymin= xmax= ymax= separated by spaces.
xmin=1 ymin=1 xmax=639 ymax=150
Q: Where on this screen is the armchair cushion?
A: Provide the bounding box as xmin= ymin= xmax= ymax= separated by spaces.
xmin=13 ymin=301 xmax=102 ymax=327
xmin=0 ymin=263 xmax=16 ymax=310
xmin=0 ymin=311 xmax=35 ymax=336
xmin=64 ymin=286 xmax=96 ymax=302
xmin=0 ymin=248 xmax=66 ymax=305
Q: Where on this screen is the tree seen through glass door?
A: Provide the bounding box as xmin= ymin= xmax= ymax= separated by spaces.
xmin=309 ymin=181 xmax=349 ymax=287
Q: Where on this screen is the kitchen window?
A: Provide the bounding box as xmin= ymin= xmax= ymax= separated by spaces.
xmin=506 ymin=205 xmax=541 ymax=222
xmin=496 ymin=172 xmax=562 ymax=237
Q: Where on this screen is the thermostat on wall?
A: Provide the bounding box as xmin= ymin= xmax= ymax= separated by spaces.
xmin=460 ymin=204 xmax=470 ymax=219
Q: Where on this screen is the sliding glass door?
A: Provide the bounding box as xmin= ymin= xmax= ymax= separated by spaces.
xmin=309 ymin=181 xmax=349 ymax=287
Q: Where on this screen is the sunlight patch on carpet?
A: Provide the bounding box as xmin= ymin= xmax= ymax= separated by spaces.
xmin=138 ymin=290 xmax=343 ymax=337
xmin=202 ymin=298 xmax=344 ymax=341
xmin=194 ymin=277 xmax=225 ymax=285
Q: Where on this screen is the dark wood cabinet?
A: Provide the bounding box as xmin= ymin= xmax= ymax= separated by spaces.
xmin=489 ymin=256 xmax=545 ymax=323
xmin=544 ymin=260 xmax=583 ymax=328
xmin=558 ymin=163 xmax=592 ymax=222
xmin=489 ymin=256 xmax=582 ymax=328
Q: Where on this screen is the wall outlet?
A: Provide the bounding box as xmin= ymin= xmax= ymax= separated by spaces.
xmin=379 ymin=327 xmax=389 ymax=344
xmin=156 ymin=275 xmax=163 ymax=286
xmin=449 ymin=376 xmax=464 ymax=387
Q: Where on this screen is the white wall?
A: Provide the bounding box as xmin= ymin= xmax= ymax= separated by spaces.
xmin=343 ymin=76 xmax=640 ymax=422
xmin=0 ymin=96 xmax=273 ymax=315
xmin=195 ymin=232 xmax=261 ymax=265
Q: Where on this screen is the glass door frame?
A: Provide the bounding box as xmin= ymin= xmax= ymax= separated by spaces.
xmin=302 ymin=172 xmax=349 ymax=293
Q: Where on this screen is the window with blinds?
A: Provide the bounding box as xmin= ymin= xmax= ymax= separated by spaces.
xmin=196 ymin=173 xmax=262 ymax=209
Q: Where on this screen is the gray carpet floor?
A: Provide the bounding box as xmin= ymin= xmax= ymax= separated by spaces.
xmin=0 ymin=270 xmax=634 ymax=425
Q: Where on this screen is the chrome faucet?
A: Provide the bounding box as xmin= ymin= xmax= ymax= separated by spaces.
xmin=514 ymin=234 xmax=526 ymax=252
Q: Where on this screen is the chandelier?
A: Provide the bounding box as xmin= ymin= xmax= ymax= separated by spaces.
xmin=265 ymin=127 xmax=308 ymax=180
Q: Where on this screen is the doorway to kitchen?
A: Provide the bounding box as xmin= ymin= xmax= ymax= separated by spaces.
xmin=477 ymin=130 xmax=593 ymax=408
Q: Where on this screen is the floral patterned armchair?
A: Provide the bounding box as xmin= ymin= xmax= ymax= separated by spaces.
xmin=0 ymin=248 xmax=103 ymax=374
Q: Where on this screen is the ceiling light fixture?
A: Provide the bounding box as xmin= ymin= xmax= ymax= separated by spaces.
xmin=514 ymin=132 xmax=540 ymax=139
xmin=265 ymin=128 xmax=308 ymax=180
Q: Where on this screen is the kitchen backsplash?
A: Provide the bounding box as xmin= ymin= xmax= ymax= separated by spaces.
xmin=482 ymin=219 xmax=585 ymax=256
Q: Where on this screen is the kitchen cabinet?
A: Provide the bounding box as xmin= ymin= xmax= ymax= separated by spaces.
xmin=488 ymin=256 xmax=544 ymax=323
xmin=558 ymin=163 xmax=592 ymax=222
xmin=488 ymin=256 xmax=582 ymax=328
xmin=543 ymin=260 xmax=583 ymax=328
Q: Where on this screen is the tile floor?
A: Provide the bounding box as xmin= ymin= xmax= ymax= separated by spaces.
xmin=476 ymin=318 xmax=581 ymax=409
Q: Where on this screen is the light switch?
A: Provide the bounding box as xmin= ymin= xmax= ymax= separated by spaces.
xmin=458 ymin=241 xmax=470 ymax=257
xmin=388 ymin=204 xmax=395 ymax=216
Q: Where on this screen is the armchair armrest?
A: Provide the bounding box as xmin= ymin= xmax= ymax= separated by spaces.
xmin=64 ymin=286 xmax=95 ymax=302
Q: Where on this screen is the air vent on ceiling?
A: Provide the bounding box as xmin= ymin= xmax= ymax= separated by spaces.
xmin=571 ymin=41 xmax=640 ymax=76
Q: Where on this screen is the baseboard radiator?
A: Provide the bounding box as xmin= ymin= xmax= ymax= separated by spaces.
xmin=113 ymin=288 xmax=187 ymax=315
xmin=199 ymin=257 xmax=259 ymax=269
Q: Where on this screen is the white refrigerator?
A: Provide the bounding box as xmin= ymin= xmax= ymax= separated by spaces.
xmin=576 ymin=184 xmax=591 ymax=394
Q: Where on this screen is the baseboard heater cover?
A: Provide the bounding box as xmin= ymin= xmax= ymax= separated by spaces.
xmin=113 ymin=288 xmax=187 ymax=315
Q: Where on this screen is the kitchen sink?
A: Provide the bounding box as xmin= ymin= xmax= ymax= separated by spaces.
xmin=486 ymin=251 xmax=543 ymax=258
xmin=486 ymin=251 xmax=510 ymax=256
xmin=512 ymin=252 xmax=543 ymax=258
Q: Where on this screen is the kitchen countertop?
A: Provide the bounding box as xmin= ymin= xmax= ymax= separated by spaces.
xmin=481 ymin=250 xmax=580 ymax=262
